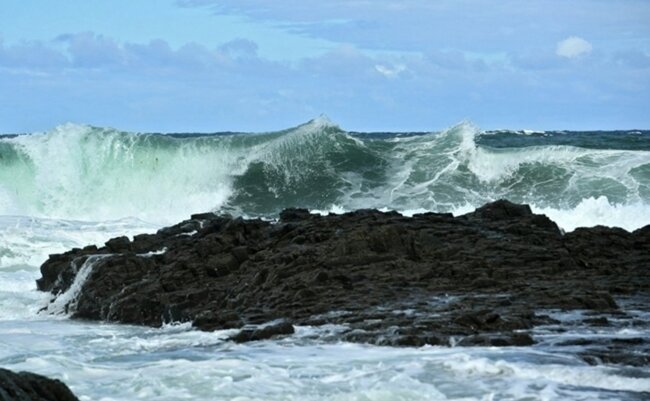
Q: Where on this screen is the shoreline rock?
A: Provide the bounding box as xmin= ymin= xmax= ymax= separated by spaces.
xmin=0 ymin=369 xmax=78 ymax=401
xmin=37 ymin=200 xmax=650 ymax=354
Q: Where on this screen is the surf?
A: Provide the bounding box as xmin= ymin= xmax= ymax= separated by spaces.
xmin=1 ymin=118 xmax=649 ymax=231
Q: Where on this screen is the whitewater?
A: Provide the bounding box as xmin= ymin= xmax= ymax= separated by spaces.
xmin=1 ymin=118 xmax=649 ymax=400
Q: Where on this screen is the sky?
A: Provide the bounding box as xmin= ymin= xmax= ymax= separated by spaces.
xmin=0 ymin=0 xmax=649 ymax=133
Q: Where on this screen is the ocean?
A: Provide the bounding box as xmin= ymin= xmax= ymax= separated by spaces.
xmin=1 ymin=118 xmax=649 ymax=400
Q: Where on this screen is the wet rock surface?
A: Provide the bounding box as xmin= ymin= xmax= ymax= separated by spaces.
xmin=37 ymin=200 xmax=650 ymax=362
xmin=0 ymin=368 xmax=79 ymax=401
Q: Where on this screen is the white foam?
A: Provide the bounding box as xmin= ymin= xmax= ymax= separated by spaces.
xmin=0 ymin=215 xmax=157 ymax=269
xmin=1 ymin=331 xmax=646 ymax=400
xmin=310 ymin=204 xmax=347 ymax=216
xmin=138 ymin=247 xmax=167 ymax=257
xmin=532 ymin=196 xmax=650 ymax=232
xmin=0 ymin=269 xmax=49 ymax=320
xmin=3 ymin=124 xmax=237 ymax=223
xmin=307 ymin=196 xmax=650 ymax=233
xmin=44 ymin=255 xmax=109 ymax=316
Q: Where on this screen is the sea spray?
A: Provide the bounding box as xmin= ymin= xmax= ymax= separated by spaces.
xmin=1 ymin=119 xmax=649 ymax=229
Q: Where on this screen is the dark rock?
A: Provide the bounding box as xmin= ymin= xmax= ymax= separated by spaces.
xmin=583 ymin=317 xmax=610 ymax=327
xmin=459 ymin=333 xmax=535 ymax=347
xmin=36 ymin=200 xmax=650 ymax=349
xmin=230 ymin=321 xmax=295 ymax=343
xmin=510 ymin=333 xmax=535 ymax=346
xmin=557 ymin=338 xmax=596 ymax=347
xmin=279 ymin=208 xmax=312 ymax=222
xmin=0 ymin=368 xmax=79 ymax=401
xmin=190 ymin=212 xmax=219 ymax=220
xmin=313 ymin=270 xmax=329 ymax=283
xmin=471 ymin=278 xmax=498 ymax=288
xmin=104 ymin=236 xmax=131 ymax=253
xmin=193 ymin=310 xmax=243 ymax=331
xmin=468 ymin=199 xmax=533 ymax=220
xmin=231 ymin=246 xmax=249 ymax=263
xmin=580 ymin=350 xmax=650 ymax=367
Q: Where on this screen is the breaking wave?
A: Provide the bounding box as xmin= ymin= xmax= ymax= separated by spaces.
xmin=1 ymin=118 xmax=649 ymax=231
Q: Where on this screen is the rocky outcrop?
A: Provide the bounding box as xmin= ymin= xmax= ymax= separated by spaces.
xmin=37 ymin=200 xmax=650 ymax=350
xmin=0 ymin=369 xmax=78 ymax=401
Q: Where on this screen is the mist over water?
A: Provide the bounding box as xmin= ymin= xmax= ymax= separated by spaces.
xmin=1 ymin=119 xmax=650 ymax=400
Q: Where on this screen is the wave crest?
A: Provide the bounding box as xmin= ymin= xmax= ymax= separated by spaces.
xmin=1 ymin=120 xmax=649 ymax=230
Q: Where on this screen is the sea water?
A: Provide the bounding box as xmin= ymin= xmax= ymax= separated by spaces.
xmin=1 ymin=119 xmax=649 ymax=400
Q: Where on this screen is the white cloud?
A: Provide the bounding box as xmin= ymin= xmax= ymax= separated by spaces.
xmin=375 ymin=63 xmax=406 ymax=78
xmin=556 ymin=36 xmax=592 ymax=58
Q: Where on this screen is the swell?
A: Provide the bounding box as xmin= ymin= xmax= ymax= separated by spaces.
xmin=1 ymin=118 xmax=649 ymax=230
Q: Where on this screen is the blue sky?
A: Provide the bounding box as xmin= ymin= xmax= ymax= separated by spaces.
xmin=1 ymin=0 xmax=649 ymax=133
